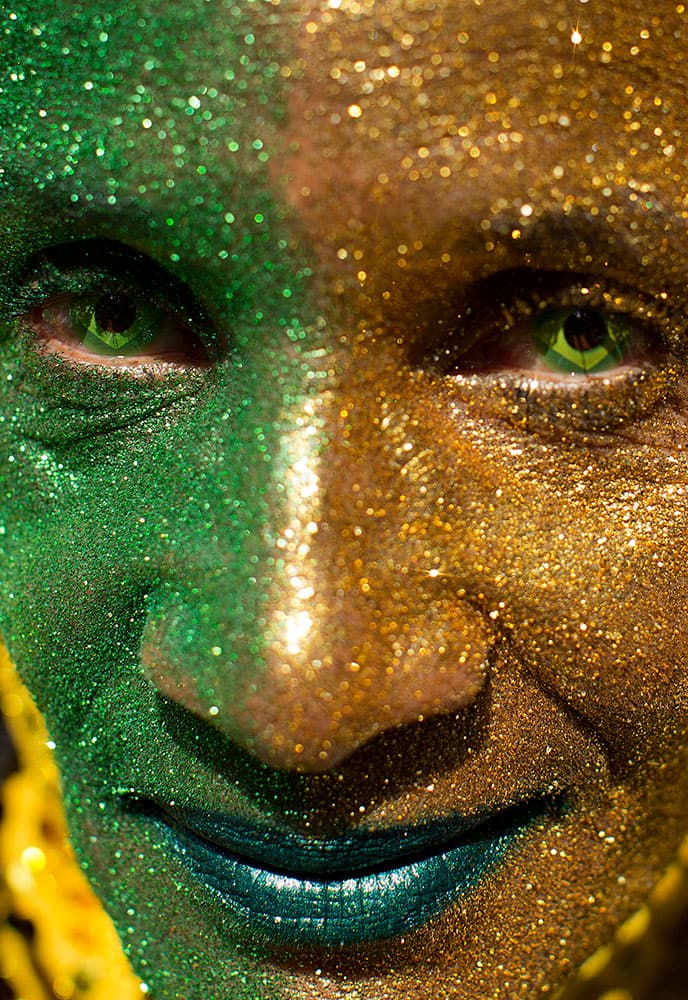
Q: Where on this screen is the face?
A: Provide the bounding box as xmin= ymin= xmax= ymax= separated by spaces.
xmin=1 ymin=0 xmax=688 ymax=996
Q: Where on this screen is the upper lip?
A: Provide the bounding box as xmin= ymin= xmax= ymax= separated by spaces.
xmin=123 ymin=793 xmax=557 ymax=878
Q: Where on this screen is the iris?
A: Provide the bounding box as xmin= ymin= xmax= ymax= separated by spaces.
xmin=69 ymin=289 xmax=164 ymax=354
xmin=532 ymin=307 xmax=634 ymax=374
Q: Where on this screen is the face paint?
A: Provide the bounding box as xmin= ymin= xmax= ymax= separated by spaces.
xmin=2 ymin=1 xmax=688 ymax=998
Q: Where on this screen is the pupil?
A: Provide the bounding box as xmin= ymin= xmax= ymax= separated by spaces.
xmin=562 ymin=309 xmax=607 ymax=352
xmin=93 ymin=292 xmax=137 ymax=333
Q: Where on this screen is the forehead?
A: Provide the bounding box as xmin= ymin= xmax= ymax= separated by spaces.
xmin=284 ymin=2 xmax=688 ymax=265
xmin=3 ymin=1 xmax=686 ymax=179
xmin=1 ymin=1 xmax=687 ymax=312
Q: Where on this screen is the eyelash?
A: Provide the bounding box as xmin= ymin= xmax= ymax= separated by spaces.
xmin=428 ymin=268 xmax=682 ymax=433
xmin=9 ymin=239 xmax=218 ymax=372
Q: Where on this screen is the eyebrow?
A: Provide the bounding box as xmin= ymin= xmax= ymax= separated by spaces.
xmin=476 ymin=200 xmax=684 ymax=296
xmin=0 ymin=168 xmax=155 ymax=242
xmin=507 ymin=208 xmax=638 ymax=263
xmin=0 ymin=162 xmax=306 ymax=335
xmin=380 ymin=193 xmax=688 ymax=352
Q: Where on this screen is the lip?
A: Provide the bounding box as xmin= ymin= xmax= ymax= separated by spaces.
xmin=124 ymin=795 xmax=554 ymax=947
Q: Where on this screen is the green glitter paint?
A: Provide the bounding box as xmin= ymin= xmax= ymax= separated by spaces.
xmin=0 ymin=1 xmax=316 ymax=997
xmin=3 ymin=2 xmax=688 ymax=1000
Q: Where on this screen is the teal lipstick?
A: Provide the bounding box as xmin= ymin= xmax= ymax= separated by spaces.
xmin=129 ymin=797 xmax=550 ymax=947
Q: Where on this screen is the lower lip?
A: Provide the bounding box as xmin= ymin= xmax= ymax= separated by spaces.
xmin=154 ymin=806 xmax=542 ymax=948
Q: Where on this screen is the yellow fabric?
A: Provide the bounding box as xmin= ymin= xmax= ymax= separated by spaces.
xmin=557 ymin=848 xmax=688 ymax=999
xmin=0 ymin=645 xmax=143 ymax=1000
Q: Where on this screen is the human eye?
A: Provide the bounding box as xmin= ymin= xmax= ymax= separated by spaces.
xmin=433 ymin=268 xmax=680 ymax=435
xmin=0 ymin=239 xmax=220 ymax=444
xmin=11 ymin=239 xmax=215 ymax=373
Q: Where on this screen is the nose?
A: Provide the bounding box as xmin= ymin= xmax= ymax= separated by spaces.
xmin=141 ymin=355 xmax=493 ymax=772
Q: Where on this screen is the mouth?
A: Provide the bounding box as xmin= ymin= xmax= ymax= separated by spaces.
xmin=123 ymin=794 xmax=555 ymax=948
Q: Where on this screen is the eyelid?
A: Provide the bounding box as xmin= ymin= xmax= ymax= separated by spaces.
xmin=444 ymin=366 xmax=677 ymax=436
xmin=10 ymin=238 xmax=224 ymax=364
xmin=424 ymin=267 xmax=682 ymax=436
xmin=424 ymin=267 xmax=672 ymax=373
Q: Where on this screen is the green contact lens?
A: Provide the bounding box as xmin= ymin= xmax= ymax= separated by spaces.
xmin=70 ymin=290 xmax=162 ymax=354
xmin=533 ymin=307 xmax=633 ymax=374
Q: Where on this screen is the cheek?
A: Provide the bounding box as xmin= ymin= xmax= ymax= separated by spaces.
xmin=392 ymin=388 xmax=688 ymax=756
xmin=0 ymin=442 xmax=158 ymax=735
xmin=502 ymin=485 xmax=688 ymax=751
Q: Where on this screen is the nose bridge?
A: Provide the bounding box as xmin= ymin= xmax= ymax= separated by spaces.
xmin=142 ymin=348 xmax=494 ymax=772
xmin=261 ymin=389 xmax=493 ymax=768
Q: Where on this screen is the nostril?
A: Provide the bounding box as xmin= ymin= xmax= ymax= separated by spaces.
xmin=138 ymin=578 xmax=495 ymax=773
xmin=243 ymin=602 xmax=493 ymax=771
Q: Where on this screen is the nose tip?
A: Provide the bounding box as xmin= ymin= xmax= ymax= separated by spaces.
xmin=246 ymin=586 xmax=493 ymax=771
xmin=141 ymin=577 xmax=493 ymax=773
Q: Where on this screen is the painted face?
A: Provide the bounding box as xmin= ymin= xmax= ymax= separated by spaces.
xmin=1 ymin=0 xmax=688 ymax=996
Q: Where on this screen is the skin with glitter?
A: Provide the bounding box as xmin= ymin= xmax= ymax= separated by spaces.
xmin=1 ymin=0 xmax=688 ymax=996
